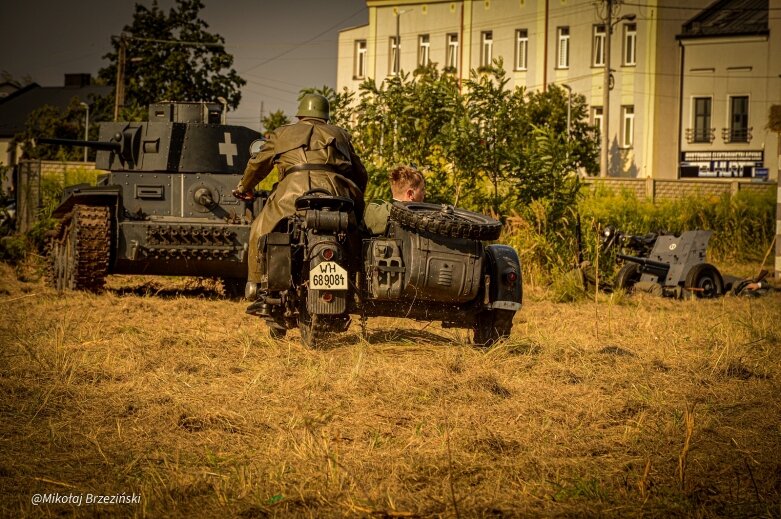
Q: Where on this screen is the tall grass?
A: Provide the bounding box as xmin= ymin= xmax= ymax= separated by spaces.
xmin=504 ymin=187 xmax=776 ymax=287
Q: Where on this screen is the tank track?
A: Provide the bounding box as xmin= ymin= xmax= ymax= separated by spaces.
xmin=47 ymin=204 xmax=111 ymax=292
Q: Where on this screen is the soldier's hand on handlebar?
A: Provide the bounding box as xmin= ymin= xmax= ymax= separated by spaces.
xmin=232 ymin=188 xmax=255 ymax=201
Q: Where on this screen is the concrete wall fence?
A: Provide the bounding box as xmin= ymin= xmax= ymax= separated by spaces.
xmin=582 ymin=177 xmax=777 ymax=201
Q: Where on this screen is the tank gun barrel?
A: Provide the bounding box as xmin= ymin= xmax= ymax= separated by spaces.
xmin=39 ymin=137 xmax=121 ymax=152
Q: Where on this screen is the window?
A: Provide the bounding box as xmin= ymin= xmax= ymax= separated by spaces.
xmin=592 ymin=106 xmax=603 ymax=136
xmin=730 ymin=95 xmax=749 ymax=142
xmin=354 ymin=40 xmax=367 ymax=79
xmin=592 ymin=25 xmax=605 ymax=67
xmin=693 ymin=97 xmax=712 ymax=143
xmin=515 ymin=29 xmax=528 ymax=70
xmin=623 ymin=23 xmax=636 ymax=66
xmin=621 ymin=105 xmax=634 ymax=148
xmin=480 ymin=31 xmax=493 ymax=67
xmin=389 ymin=36 xmax=400 ymax=76
xmin=446 ymin=33 xmax=459 ymax=71
xmin=557 ymin=27 xmax=570 ymax=68
xmin=418 ymin=34 xmax=430 ymax=67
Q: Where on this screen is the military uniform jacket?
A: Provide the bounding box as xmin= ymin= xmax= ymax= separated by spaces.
xmin=238 ymin=118 xmax=368 ymax=235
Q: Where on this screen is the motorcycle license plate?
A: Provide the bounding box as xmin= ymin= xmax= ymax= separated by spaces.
xmin=309 ymin=261 xmax=348 ymax=290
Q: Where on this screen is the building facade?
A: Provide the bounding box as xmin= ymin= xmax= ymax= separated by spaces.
xmin=677 ymin=0 xmax=779 ymax=180
xmin=337 ymin=0 xmax=779 ymax=180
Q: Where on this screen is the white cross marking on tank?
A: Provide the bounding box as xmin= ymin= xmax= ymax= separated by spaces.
xmin=218 ymin=132 xmax=237 ymax=166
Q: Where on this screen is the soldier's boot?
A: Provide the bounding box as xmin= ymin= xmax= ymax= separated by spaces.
xmin=246 ymin=298 xmax=271 ymax=317
xmin=246 ymin=237 xmax=269 ymax=315
xmin=245 ymin=281 xmax=258 ymax=300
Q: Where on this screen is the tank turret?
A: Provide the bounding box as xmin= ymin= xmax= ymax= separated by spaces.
xmin=42 ymin=101 xmax=264 ymax=296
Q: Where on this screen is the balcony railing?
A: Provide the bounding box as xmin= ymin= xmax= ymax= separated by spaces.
xmin=685 ymin=127 xmax=715 ymax=144
xmin=722 ymin=127 xmax=752 ymax=144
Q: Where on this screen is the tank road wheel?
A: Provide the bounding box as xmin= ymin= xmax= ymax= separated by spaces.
xmin=390 ymin=202 xmax=502 ymax=241
xmin=684 ymin=263 xmax=724 ymax=299
xmin=472 ymin=309 xmax=515 ymax=347
xmin=614 ymin=263 xmax=642 ymax=292
xmin=47 ymin=204 xmax=110 ymax=293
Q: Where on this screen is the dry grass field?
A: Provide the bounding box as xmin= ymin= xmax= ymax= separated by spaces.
xmin=1 ymin=260 xmax=780 ymax=518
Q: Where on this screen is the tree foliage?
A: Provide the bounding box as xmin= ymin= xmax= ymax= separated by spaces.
xmin=347 ymin=61 xmax=599 ymax=215
xmin=15 ymin=97 xmax=101 ymax=161
xmin=261 ymin=110 xmax=290 ymax=135
xmin=98 ymin=0 xmax=245 ymax=120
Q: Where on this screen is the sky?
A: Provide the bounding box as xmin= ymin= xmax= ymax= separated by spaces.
xmin=0 ymin=0 xmax=368 ymax=131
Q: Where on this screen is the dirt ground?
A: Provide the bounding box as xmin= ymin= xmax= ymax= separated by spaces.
xmin=0 ymin=263 xmax=780 ymax=518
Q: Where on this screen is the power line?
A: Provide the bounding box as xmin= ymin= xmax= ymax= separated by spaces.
xmin=240 ymin=7 xmax=365 ymax=74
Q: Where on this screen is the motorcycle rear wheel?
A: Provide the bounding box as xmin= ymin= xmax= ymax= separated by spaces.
xmin=472 ymin=309 xmax=514 ymax=347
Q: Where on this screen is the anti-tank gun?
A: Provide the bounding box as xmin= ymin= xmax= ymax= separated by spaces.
xmin=42 ymin=101 xmax=264 ymax=295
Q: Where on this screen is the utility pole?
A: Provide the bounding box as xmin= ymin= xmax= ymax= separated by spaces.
xmin=114 ymin=34 xmax=127 ymax=122
xmin=80 ymin=102 xmax=89 ymax=162
xmin=599 ymin=0 xmax=635 ymax=177
xmin=600 ymin=0 xmax=613 ymax=178
xmin=394 ymin=8 xmax=412 ymax=76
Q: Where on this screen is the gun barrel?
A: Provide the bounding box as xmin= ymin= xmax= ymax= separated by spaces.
xmin=39 ymin=137 xmax=121 ymax=152
xmin=617 ymin=253 xmax=670 ymax=276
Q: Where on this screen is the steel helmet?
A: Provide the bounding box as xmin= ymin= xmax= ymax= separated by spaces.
xmin=297 ymin=93 xmax=330 ymax=121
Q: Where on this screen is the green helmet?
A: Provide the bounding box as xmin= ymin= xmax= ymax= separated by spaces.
xmin=297 ymin=93 xmax=330 ymax=121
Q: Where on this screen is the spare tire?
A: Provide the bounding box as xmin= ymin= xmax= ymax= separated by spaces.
xmin=389 ymin=202 xmax=502 ymax=241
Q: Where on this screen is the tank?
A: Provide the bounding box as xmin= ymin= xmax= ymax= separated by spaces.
xmin=42 ymin=101 xmax=263 ymax=295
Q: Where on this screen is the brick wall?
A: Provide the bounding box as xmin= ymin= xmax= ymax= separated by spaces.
xmin=40 ymin=160 xmax=101 ymax=186
xmin=583 ymin=177 xmax=776 ymax=200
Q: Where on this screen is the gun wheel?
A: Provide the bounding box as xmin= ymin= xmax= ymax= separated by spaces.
xmin=615 ymin=263 xmax=641 ymax=292
xmin=472 ymin=309 xmax=515 ymax=347
xmin=684 ymin=263 xmax=724 ymax=299
xmin=390 ymin=202 xmax=502 ymax=241
xmin=47 ymin=204 xmax=110 ymax=293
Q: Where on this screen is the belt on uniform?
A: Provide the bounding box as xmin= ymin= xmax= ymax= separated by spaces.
xmin=285 ymin=163 xmax=343 ymax=174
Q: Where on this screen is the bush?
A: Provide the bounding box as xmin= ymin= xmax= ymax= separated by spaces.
xmin=0 ymin=235 xmax=28 ymax=264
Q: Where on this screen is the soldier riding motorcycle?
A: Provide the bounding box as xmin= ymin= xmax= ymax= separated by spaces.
xmin=234 ymin=95 xmax=523 ymax=347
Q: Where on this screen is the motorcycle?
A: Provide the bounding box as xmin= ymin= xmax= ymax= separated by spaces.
xmin=248 ymin=189 xmax=523 ymax=348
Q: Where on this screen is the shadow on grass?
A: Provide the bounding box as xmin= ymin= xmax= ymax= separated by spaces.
xmin=366 ymin=327 xmax=456 ymax=345
xmin=109 ymin=282 xmax=225 ymax=300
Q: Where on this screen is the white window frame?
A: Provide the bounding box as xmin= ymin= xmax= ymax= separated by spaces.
xmin=354 ymin=40 xmax=367 ymax=79
xmin=592 ymin=106 xmax=603 ymax=137
xmin=446 ymin=33 xmax=459 ymax=71
xmin=692 ymin=96 xmax=712 ymax=143
xmin=480 ymin=31 xmax=493 ymax=67
xmin=623 ymin=23 xmax=637 ymax=66
xmin=592 ymin=24 xmax=605 ymax=67
xmin=515 ymin=29 xmax=528 ymax=71
xmin=389 ymin=36 xmax=400 ymax=76
xmin=728 ymin=94 xmax=750 ymax=143
xmin=557 ymin=26 xmax=570 ymax=69
xmin=418 ymin=34 xmax=430 ymax=67
xmin=621 ymin=105 xmax=635 ymax=148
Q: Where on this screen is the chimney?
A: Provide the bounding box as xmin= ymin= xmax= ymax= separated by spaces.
xmin=64 ymin=73 xmax=91 ymax=88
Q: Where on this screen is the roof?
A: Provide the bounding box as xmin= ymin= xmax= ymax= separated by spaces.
xmin=0 ymin=84 xmax=112 ymax=138
xmin=679 ymin=0 xmax=768 ymax=39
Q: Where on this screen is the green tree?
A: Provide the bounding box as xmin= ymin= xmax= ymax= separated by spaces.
xmin=261 ymin=109 xmax=290 ymax=134
xmin=98 ymin=0 xmax=245 ymax=120
xmin=15 ymin=97 xmax=102 ymax=161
